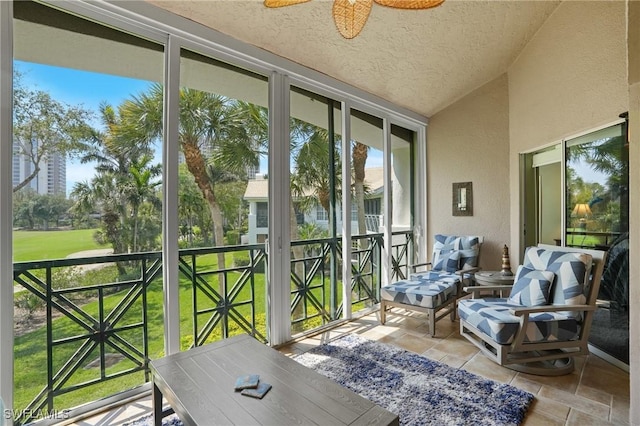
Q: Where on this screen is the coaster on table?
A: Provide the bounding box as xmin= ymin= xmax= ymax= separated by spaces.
xmin=241 ymin=382 xmax=272 ymax=399
xmin=234 ymin=374 xmax=259 ymax=391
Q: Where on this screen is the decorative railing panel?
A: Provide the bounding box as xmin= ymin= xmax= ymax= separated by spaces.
xmin=290 ymin=238 xmax=337 ymax=333
xmin=13 ymin=252 xmax=162 ymax=425
xmin=342 ymin=233 xmax=383 ymax=316
xmin=179 ymin=244 xmax=267 ymax=347
xmin=391 ymin=230 xmax=414 ymax=281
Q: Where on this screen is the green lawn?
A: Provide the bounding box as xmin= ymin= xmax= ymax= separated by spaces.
xmin=13 ymin=229 xmax=106 ymax=262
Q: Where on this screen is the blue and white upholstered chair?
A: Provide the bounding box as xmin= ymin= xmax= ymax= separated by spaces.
xmin=380 ymin=234 xmax=483 ymax=337
xmin=458 ymin=244 xmax=607 ymax=375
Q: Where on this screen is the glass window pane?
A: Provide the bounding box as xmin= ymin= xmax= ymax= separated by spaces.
xmin=349 ymin=108 xmax=384 ymax=314
xmin=390 ymin=124 xmax=416 ymax=281
xmin=178 ymin=48 xmax=269 ymax=347
xmin=13 ymin=1 xmax=164 ymax=418
xmin=289 ymin=86 xmax=341 ymax=333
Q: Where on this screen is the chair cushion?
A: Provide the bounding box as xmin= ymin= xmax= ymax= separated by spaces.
xmin=458 ymin=298 xmax=579 ymax=345
xmin=432 ymin=250 xmax=460 ymax=273
xmin=432 ymin=235 xmax=480 ymax=271
xmin=522 ymin=247 xmax=592 ymax=319
xmin=410 ymin=270 xmax=465 ymax=283
xmin=458 ymin=237 xmax=481 ymax=270
xmin=381 ymin=278 xmax=458 ymax=309
xmin=508 ymin=266 xmax=554 ymax=306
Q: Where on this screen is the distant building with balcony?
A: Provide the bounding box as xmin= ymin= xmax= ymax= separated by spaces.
xmin=12 ymin=140 xmax=66 ymax=196
xmin=244 ymin=167 xmax=384 ymax=244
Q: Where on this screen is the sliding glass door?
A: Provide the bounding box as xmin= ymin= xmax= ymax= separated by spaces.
xmin=565 ymin=122 xmax=629 ymax=365
xmin=523 ymin=120 xmax=630 ymax=367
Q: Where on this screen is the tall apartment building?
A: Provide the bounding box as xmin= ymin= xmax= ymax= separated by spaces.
xmin=12 ymin=140 xmax=66 ymax=196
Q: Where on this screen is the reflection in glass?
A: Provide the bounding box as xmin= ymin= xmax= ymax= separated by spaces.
xmin=565 ymin=124 xmax=628 ymax=248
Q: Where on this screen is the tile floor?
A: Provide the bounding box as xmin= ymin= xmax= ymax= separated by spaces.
xmin=71 ymin=309 xmax=630 ymax=426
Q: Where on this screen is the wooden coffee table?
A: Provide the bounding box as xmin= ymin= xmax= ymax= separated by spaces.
xmin=150 ymin=334 xmax=399 ymax=426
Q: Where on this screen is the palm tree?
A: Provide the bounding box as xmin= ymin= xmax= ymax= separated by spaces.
xmin=178 ymin=164 xmax=209 ymax=247
xmin=123 ymin=84 xmax=261 ymax=273
xmin=352 ymin=141 xmax=369 ymax=238
xmin=72 ymin=102 xmax=162 ymax=261
xmin=124 ymin=155 xmax=162 ymax=252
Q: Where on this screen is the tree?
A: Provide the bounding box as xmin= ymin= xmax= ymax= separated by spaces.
xmin=13 ymin=188 xmax=37 ymax=229
xmin=178 ymin=164 xmax=209 ymax=247
xmin=12 ymin=190 xmax=71 ymax=230
xmin=71 ymin=101 xmax=162 ymax=259
xmin=352 ymin=142 xmax=369 ymax=238
xmin=124 ymin=155 xmax=162 ymax=252
xmin=31 ymin=194 xmax=72 ymax=230
xmin=126 ymin=84 xmax=261 ymax=271
xmin=13 ymin=70 xmax=94 ymax=193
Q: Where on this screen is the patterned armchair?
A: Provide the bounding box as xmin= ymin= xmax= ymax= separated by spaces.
xmin=458 ymin=244 xmax=607 ymax=376
xmin=380 ymin=234 xmax=483 ymax=336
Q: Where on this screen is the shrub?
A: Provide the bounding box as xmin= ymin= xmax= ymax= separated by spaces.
xmin=14 ymin=292 xmax=44 ymax=320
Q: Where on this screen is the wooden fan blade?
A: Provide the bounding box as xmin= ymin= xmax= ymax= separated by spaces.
xmin=374 ymin=0 xmax=444 ymax=9
xmin=333 ymin=0 xmax=373 ymax=39
xmin=264 ymin=0 xmax=311 ymax=8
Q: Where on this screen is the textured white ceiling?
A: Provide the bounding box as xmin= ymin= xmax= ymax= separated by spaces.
xmin=146 ymin=0 xmax=561 ymax=117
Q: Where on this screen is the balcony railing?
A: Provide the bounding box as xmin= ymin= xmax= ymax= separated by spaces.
xmin=12 ymin=231 xmax=412 ymax=425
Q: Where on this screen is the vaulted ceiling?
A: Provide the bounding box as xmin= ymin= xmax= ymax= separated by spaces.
xmin=147 ymin=0 xmax=561 ymax=118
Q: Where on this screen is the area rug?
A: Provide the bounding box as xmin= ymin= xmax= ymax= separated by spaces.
xmin=294 ymin=334 xmax=534 ymax=426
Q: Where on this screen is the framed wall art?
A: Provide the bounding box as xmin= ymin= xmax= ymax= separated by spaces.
xmin=452 ymin=182 xmax=473 ymax=216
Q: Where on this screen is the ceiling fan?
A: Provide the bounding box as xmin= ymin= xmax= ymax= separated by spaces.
xmin=264 ymin=0 xmax=445 ymax=39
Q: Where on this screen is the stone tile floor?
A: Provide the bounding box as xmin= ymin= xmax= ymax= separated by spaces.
xmin=71 ymin=309 xmax=630 ymax=425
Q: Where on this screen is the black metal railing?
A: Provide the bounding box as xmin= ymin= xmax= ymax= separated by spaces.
xmin=391 ymin=230 xmax=414 ymax=281
xmin=13 ymin=252 xmax=163 ymax=425
xmin=290 ymin=238 xmax=336 ymax=332
xmin=344 ymin=233 xmax=383 ymax=315
xmin=12 ymin=231 xmax=413 ymax=424
xmin=179 ymin=244 xmax=267 ymax=347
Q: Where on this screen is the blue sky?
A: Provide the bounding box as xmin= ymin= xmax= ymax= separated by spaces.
xmin=16 ymin=60 xmax=154 ymax=194
xmin=18 ymin=60 xmax=387 ymax=194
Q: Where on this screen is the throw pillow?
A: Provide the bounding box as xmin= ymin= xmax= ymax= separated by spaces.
xmin=508 ymin=265 xmax=555 ymax=306
xmin=459 ymin=236 xmax=480 ymax=270
xmin=432 ymin=250 xmax=460 ymax=273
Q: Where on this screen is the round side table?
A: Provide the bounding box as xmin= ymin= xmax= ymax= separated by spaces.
xmin=474 ymin=271 xmax=515 ymax=298
xmin=475 ymin=271 xmax=515 ymax=286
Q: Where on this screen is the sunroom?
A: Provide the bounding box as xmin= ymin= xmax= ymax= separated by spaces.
xmin=0 ymin=1 xmax=637 ymax=425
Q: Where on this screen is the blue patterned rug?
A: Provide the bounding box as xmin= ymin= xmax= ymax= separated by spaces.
xmin=295 ymin=334 xmax=533 ymax=426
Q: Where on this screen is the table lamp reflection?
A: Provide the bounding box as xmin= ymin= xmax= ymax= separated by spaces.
xmin=572 ymin=203 xmax=592 ymax=229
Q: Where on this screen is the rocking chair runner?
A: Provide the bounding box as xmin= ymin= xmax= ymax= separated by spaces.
xmin=458 ymin=244 xmax=607 ymax=376
xmin=380 ymin=235 xmax=483 ymax=336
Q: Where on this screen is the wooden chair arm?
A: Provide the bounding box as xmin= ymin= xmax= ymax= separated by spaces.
xmin=509 ymin=304 xmax=596 ymax=316
xmin=509 ymin=303 xmax=596 ymax=351
xmin=456 ymin=267 xmax=480 ymax=276
xmin=409 ymin=262 xmax=433 ymax=272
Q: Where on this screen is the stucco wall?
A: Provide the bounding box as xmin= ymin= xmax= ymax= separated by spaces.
xmin=507 ymin=0 xmax=628 ymax=254
xmin=426 ymin=74 xmax=510 ymax=269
